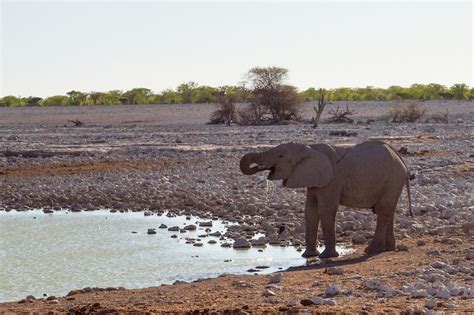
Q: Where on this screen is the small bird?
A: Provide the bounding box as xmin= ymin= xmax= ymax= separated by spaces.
xmin=278 ymin=223 xmax=286 ymax=235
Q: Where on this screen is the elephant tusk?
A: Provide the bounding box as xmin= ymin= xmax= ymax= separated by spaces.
xmin=257 ymin=165 xmax=267 ymax=170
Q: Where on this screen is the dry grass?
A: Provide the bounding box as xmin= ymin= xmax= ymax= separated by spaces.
xmin=388 ymin=101 xmax=426 ymax=123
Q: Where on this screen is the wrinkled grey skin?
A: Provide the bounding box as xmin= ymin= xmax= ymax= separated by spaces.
xmin=240 ymin=140 xmax=412 ymax=258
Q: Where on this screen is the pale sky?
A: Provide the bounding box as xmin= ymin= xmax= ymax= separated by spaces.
xmin=1 ymin=1 xmax=472 ymax=97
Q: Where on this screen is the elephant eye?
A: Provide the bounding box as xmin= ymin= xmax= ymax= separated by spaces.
xmin=279 ymin=154 xmax=284 ymax=158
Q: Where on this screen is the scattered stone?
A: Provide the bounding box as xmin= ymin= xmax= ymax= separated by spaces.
xmin=411 ymin=289 xmax=428 ymax=298
xmin=208 ymin=240 xmax=217 ymax=244
xmin=168 ymin=226 xmax=179 ymax=232
xmin=462 ymin=288 xmax=474 ymax=299
xmin=417 ymin=240 xmax=427 ymax=246
xmin=436 ymin=287 xmax=450 ymax=299
xmin=352 ymin=234 xmax=367 ymax=244
xmin=147 ymin=228 xmax=157 ymax=235
xmin=158 ymin=224 xmax=167 ymax=229
xmin=170 ymin=234 xmax=178 ymax=238
xmin=233 ymin=238 xmax=251 ymax=249
xmin=262 ymin=289 xmax=275 ymax=297
xmin=184 ymin=224 xmax=197 ymax=231
xmin=325 ymin=266 xmax=344 ymax=275
xmin=311 ymin=296 xmax=322 ymax=305
xmin=193 ymin=243 xmax=203 ymax=247
xmin=43 ymin=209 xmax=54 ymax=214
xmin=323 ymin=298 xmax=336 ymax=306
xmin=425 ymin=299 xmax=436 ymax=309
xmin=325 ymin=284 xmax=340 ymax=296
xmin=396 ymin=244 xmax=409 ymax=251
xmin=233 ymin=281 xmax=253 ymax=288
xmin=300 ymin=299 xmax=314 ymax=306
xmin=363 ymin=279 xmax=381 ymax=290
xmin=268 ymin=273 xmax=282 ymax=284
xmin=199 ymin=221 xmax=213 ymax=227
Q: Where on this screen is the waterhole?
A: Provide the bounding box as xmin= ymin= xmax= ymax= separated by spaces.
xmin=0 ymin=210 xmax=353 ymax=302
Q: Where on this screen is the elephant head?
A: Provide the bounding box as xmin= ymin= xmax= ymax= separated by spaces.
xmin=240 ymin=143 xmax=334 ymax=188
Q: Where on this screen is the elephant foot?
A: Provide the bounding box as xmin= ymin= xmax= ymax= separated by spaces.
xmin=302 ymin=248 xmax=320 ymax=258
xmin=385 ymin=241 xmax=396 ymax=252
xmin=364 ymin=243 xmax=385 ymax=255
xmin=319 ymin=248 xmax=339 ymax=259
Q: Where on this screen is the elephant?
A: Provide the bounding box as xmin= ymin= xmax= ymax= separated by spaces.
xmin=239 ymin=140 xmax=412 ymax=259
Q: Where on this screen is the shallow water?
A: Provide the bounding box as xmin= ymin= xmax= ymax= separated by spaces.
xmin=0 ymin=210 xmax=352 ymax=302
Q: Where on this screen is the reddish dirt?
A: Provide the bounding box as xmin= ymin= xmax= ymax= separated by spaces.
xmin=1 ymin=235 xmax=472 ymax=314
xmin=0 ymin=159 xmax=187 ymax=177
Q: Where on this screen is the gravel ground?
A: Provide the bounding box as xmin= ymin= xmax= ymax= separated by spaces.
xmin=0 ymin=100 xmax=473 ymax=312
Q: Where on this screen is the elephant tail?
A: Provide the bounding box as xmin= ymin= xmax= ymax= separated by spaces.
xmin=406 ymin=172 xmax=413 ymax=217
xmin=385 ymin=142 xmax=413 ymax=217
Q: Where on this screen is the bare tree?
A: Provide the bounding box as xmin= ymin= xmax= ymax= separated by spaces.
xmin=312 ymin=89 xmax=327 ymax=128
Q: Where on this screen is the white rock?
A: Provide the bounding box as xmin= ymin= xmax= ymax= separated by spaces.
xmin=262 ymin=289 xmax=275 ymax=297
xmin=462 ymin=288 xmax=474 ymax=299
xmin=449 ymin=287 xmax=460 ymax=296
xmin=439 ymin=209 xmax=454 ymax=219
xmin=268 ymin=272 xmax=282 ymax=284
xmin=322 ymin=298 xmax=336 ymax=306
xmin=412 ymin=289 xmax=428 ymax=298
xmin=363 ymin=279 xmax=381 ymax=290
xmin=435 ymin=287 xmax=450 ymax=299
xmin=325 ymin=283 xmax=340 ymax=296
xmin=431 ymin=261 xmax=448 ymax=269
xmin=311 ymin=296 xmax=322 ymax=305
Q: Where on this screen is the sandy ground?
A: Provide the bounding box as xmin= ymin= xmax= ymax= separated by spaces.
xmin=0 ymin=101 xmax=473 ymax=313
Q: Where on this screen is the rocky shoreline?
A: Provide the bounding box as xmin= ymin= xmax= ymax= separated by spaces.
xmin=1 ymin=101 xmax=473 ymax=312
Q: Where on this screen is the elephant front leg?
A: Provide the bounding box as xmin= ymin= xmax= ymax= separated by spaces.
xmin=319 ymin=206 xmax=339 ymax=258
xmin=302 ymin=191 xmax=320 ymax=258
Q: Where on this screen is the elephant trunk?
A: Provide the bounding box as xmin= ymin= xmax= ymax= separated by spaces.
xmin=240 ymin=152 xmax=266 ymax=175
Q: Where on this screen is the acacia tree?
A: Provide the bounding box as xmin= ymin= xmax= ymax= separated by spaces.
xmin=245 ymin=66 xmax=303 ymax=123
xmin=66 ymin=91 xmax=88 ymax=105
xmin=122 ymin=88 xmax=153 ymax=105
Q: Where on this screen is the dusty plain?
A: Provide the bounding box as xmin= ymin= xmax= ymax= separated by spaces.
xmin=0 ymin=101 xmax=473 ymax=313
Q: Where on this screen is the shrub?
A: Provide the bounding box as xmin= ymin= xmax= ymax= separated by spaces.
xmin=208 ymin=93 xmax=236 ymax=125
xmin=426 ymin=110 xmax=449 ymax=123
xmin=388 ymin=101 xmax=426 ymax=123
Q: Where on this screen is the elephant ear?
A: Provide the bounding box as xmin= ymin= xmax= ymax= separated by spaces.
xmin=286 ymin=150 xmax=334 ymax=188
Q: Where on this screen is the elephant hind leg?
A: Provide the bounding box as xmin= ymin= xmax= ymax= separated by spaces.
xmin=384 ymin=215 xmax=395 ymax=251
xmin=365 ymin=202 xmax=397 ymax=255
xmin=365 ymin=184 xmax=402 ymax=255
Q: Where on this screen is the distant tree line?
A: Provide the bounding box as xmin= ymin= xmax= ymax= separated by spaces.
xmin=1 ymin=80 xmax=472 ymax=107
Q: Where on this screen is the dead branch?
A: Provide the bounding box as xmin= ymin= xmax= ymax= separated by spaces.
xmin=68 ymin=119 xmax=85 ymax=127
xmin=325 ymin=105 xmax=356 ymax=124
